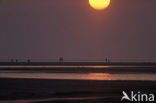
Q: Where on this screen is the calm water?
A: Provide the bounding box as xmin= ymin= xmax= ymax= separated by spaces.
xmin=0 ymin=65 xmax=156 ymax=81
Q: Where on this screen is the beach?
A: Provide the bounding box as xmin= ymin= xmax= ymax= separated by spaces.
xmin=0 ymin=64 xmax=156 ymax=103
xmin=0 ymin=78 xmax=156 ymax=103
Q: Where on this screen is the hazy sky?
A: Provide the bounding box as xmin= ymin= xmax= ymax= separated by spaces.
xmin=0 ymin=0 xmax=156 ymax=61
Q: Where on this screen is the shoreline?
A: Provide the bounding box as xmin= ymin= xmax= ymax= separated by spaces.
xmin=0 ymin=78 xmax=156 ymax=103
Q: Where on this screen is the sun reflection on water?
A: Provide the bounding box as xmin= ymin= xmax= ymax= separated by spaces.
xmin=87 ymin=73 xmax=113 ymax=80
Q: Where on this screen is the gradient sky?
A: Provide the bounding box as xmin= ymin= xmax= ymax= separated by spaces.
xmin=0 ymin=0 xmax=156 ymax=62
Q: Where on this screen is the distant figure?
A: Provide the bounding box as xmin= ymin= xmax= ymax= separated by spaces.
xmin=27 ymin=59 xmax=31 ymax=64
xmin=105 ymin=58 xmax=110 ymax=63
xmin=15 ymin=59 xmax=18 ymax=63
xmin=105 ymin=58 xmax=108 ymax=63
xmin=59 ymin=57 xmax=64 ymax=62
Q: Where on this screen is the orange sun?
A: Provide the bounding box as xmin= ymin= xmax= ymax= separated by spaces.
xmin=89 ymin=0 xmax=111 ymax=10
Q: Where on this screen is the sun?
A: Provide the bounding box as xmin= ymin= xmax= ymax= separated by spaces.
xmin=89 ymin=0 xmax=111 ymax=10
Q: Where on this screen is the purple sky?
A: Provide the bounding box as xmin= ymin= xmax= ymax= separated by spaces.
xmin=0 ymin=0 xmax=156 ymax=62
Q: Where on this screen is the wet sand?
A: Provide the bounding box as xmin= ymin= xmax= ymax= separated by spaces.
xmin=0 ymin=78 xmax=156 ymax=103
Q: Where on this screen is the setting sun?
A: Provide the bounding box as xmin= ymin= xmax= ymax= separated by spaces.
xmin=89 ymin=0 xmax=110 ymax=10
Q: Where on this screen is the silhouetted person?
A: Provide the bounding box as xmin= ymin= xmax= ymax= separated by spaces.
xmin=15 ymin=59 xmax=18 ymax=63
xmin=105 ymin=58 xmax=108 ymax=63
xmin=27 ymin=59 xmax=31 ymax=64
xmin=105 ymin=58 xmax=111 ymax=63
xmin=59 ymin=57 xmax=64 ymax=62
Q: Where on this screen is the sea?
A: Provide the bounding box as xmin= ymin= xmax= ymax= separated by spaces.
xmin=0 ymin=65 xmax=156 ymax=81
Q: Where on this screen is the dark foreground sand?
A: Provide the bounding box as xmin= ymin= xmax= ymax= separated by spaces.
xmin=0 ymin=78 xmax=156 ymax=103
